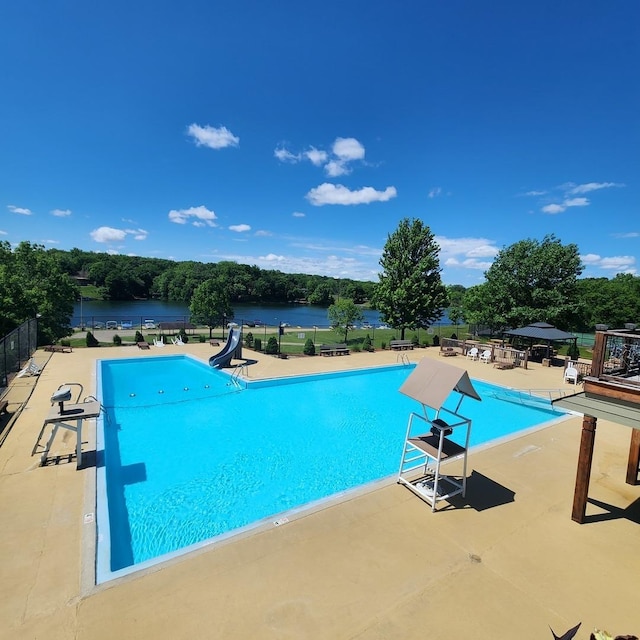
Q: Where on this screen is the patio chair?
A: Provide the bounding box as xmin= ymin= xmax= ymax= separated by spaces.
xmin=172 ymin=336 xmax=185 ymax=346
xmin=17 ymin=358 xmax=42 ymax=377
xmin=466 ymin=347 xmax=479 ymax=360
xmin=153 ymin=337 xmax=165 ymax=348
xmin=564 ymin=364 xmax=579 ymax=384
xmin=480 ymin=349 xmax=492 ymax=364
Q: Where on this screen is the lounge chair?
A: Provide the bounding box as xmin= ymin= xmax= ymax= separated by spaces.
xmin=153 ymin=337 xmax=165 ymax=348
xmin=466 ymin=347 xmax=479 ymax=360
xmin=480 ymin=349 xmax=492 ymax=364
xmin=172 ymin=336 xmax=185 ymax=346
xmin=564 ymin=364 xmax=579 ymax=384
xmin=17 ymin=358 xmax=42 ymax=377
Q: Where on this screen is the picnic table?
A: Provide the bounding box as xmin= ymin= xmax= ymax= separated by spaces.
xmin=319 ymin=344 xmax=350 ymax=356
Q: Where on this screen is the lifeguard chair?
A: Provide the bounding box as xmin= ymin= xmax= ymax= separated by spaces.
xmin=398 ymin=358 xmax=482 ymax=511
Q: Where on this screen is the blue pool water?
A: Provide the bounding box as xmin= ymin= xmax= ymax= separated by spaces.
xmin=96 ymin=355 xmax=566 ymax=581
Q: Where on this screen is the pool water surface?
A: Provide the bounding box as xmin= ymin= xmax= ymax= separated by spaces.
xmin=96 ymin=355 xmax=566 ymax=582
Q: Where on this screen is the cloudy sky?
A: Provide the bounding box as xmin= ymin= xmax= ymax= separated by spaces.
xmin=1 ymin=1 xmax=637 ymax=285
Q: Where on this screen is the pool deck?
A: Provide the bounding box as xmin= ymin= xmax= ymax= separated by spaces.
xmin=1 ymin=342 xmax=638 ymax=639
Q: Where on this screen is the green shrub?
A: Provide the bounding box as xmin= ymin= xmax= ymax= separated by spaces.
xmin=245 ymin=331 xmax=254 ymax=348
xmin=60 ymin=339 xmax=71 ymax=347
xmin=86 ymin=331 xmax=99 ymax=347
xmin=567 ymin=341 xmax=580 ymax=361
xmin=362 ymin=334 xmax=373 ymax=352
xmin=303 ymin=338 xmax=315 ymax=355
xmin=178 ymin=328 xmax=189 ymax=343
xmin=381 ymin=341 xmax=387 ymax=350
xmin=113 ymin=334 xmax=122 ymax=346
xmin=411 ymin=334 xmax=419 ymax=346
xmin=134 ymin=331 xmax=144 ymax=343
xmin=265 ymin=336 xmax=279 ymax=354
xmin=351 ymin=344 xmax=361 ymax=352
xmin=254 ymin=337 xmax=262 ymax=352
xmin=432 ymin=334 xmax=440 ymax=347
xmin=450 ymin=332 xmax=458 ymax=340
xmin=199 ymin=335 xmax=206 ymax=343
xmin=422 ymin=338 xmax=430 ymax=347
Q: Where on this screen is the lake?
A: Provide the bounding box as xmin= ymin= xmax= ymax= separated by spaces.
xmin=72 ymin=300 xmax=451 ymax=330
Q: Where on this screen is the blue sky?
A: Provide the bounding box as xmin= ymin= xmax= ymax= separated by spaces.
xmin=1 ymin=1 xmax=637 ymax=286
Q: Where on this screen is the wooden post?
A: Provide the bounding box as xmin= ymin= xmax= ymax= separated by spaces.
xmin=572 ymin=415 xmax=597 ymax=523
xmin=626 ymin=428 xmax=640 ymax=486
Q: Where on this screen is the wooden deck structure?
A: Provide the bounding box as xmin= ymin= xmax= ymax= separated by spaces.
xmin=553 ymin=327 xmax=640 ymax=523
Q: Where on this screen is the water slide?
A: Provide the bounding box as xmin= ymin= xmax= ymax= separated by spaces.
xmin=209 ymin=327 xmax=242 ymax=368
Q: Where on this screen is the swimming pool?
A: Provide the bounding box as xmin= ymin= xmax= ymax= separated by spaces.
xmin=96 ymin=355 xmax=566 ymax=582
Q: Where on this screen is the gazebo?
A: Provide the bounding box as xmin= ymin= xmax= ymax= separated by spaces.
xmin=503 ymin=322 xmax=578 ymax=363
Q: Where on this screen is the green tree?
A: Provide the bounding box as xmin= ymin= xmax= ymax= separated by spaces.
xmin=0 ymin=241 xmax=78 ymax=344
xmin=328 ymin=298 xmax=364 ymax=343
xmin=189 ymin=278 xmax=233 ymax=338
xmin=483 ymin=234 xmax=583 ymax=330
xmin=372 ymin=218 xmax=448 ymax=339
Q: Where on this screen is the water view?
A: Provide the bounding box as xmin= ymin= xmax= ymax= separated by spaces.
xmin=72 ymin=300 xmax=451 ymax=330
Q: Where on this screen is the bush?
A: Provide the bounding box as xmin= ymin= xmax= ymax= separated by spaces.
xmin=254 ymin=337 xmax=262 ymax=352
xmin=245 ymin=331 xmax=254 ymax=348
xmin=86 ymin=331 xmax=99 ymax=347
xmin=113 ymin=334 xmax=122 ymax=346
xmin=381 ymin=341 xmax=387 ymax=350
xmin=450 ymin=332 xmax=457 ymax=340
xmin=134 ymin=331 xmax=144 ymax=343
xmin=422 ymin=337 xmax=430 ymax=347
xmin=567 ymin=341 xmax=580 ymax=361
xmin=432 ymin=334 xmax=440 ymax=347
xmin=199 ymin=335 xmax=206 ymax=343
xmin=60 ymin=339 xmax=71 ymax=347
xmin=178 ymin=328 xmax=189 ymax=343
xmin=265 ymin=336 xmax=279 ymax=355
xmin=362 ymin=334 xmax=373 ymax=352
xmin=303 ymin=338 xmax=315 ymax=355
xmin=411 ymin=334 xmax=419 ymax=346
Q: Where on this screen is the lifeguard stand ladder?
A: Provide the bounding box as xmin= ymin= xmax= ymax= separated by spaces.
xmin=397 ymin=359 xmax=482 ymax=511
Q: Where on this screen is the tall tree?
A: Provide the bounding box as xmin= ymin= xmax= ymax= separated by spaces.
xmin=189 ymin=278 xmax=234 ymax=338
xmin=0 ymin=241 xmax=78 ymax=343
xmin=372 ymin=218 xmax=448 ymax=339
xmin=327 ymin=299 xmax=364 ymax=343
xmin=483 ymin=234 xmax=583 ymax=330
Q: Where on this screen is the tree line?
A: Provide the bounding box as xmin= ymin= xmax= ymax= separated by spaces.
xmin=2 ymin=226 xmax=639 ymax=345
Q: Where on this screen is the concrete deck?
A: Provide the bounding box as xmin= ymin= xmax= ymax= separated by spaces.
xmin=1 ymin=343 xmax=638 ymax=639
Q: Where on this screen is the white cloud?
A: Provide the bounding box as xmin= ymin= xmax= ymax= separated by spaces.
xmin=428 ymin=187 xmax=442 ymax=198
xmin=276 ymin=137 xmax=366 ymax=177
xmin=229 ymin=224 xmax=251 ymax=233
xmin=436 ymin=236 xmax=499 ymax=272
xmin=0 ymin=230 xmax=7 ymax=235
xmin=50 ymin=208 xmax=71 ymax=217
xmin=612 ymin=231 xmax=639 ymax=238
xmin=90 ymin=226 xmax=127 ymax=243
xmin=8 ymin=205 xmax=32 ymax=215
xmin=566 ymin=181 xmax=624 ymax=195
xmin=292 ymin=211 xmax=305 ymax=218
xmin=542 ymin=204 xmax=566 ymax=214
xmin=168 ymin=205 xmax=217 ymax=227
xmin=563 ymin=197 xmax=589 ymax=207
xmin=304 ymin=147 xmax=327 ymax=166
xmin=524 ymin=190 xmax=547 ymax=196
xmin=324 ymin=159 xmax=350 ymax=177
xmin=580 ymin=253 xmax=636 ymax=272
xmin=125 ymin=228 xmax=148 ymax=240
xmin=255 ymin=229 xmax=272 ymax=237
xmin=187 ymin=123 xmax=239 ymax=149
xmin=306 ymin=183 xmax=397 ymax=206
xmin=274 ymin=147 xmax=300 ymax=163
xmin=332 ymin=137 xmax=365 ymax=161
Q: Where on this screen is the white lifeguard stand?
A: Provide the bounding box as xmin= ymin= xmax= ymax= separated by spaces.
xmin=39 ymin=386 xmax=101 ymax=468
xmin=398 ymin=358 xmax=482 ymax=511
